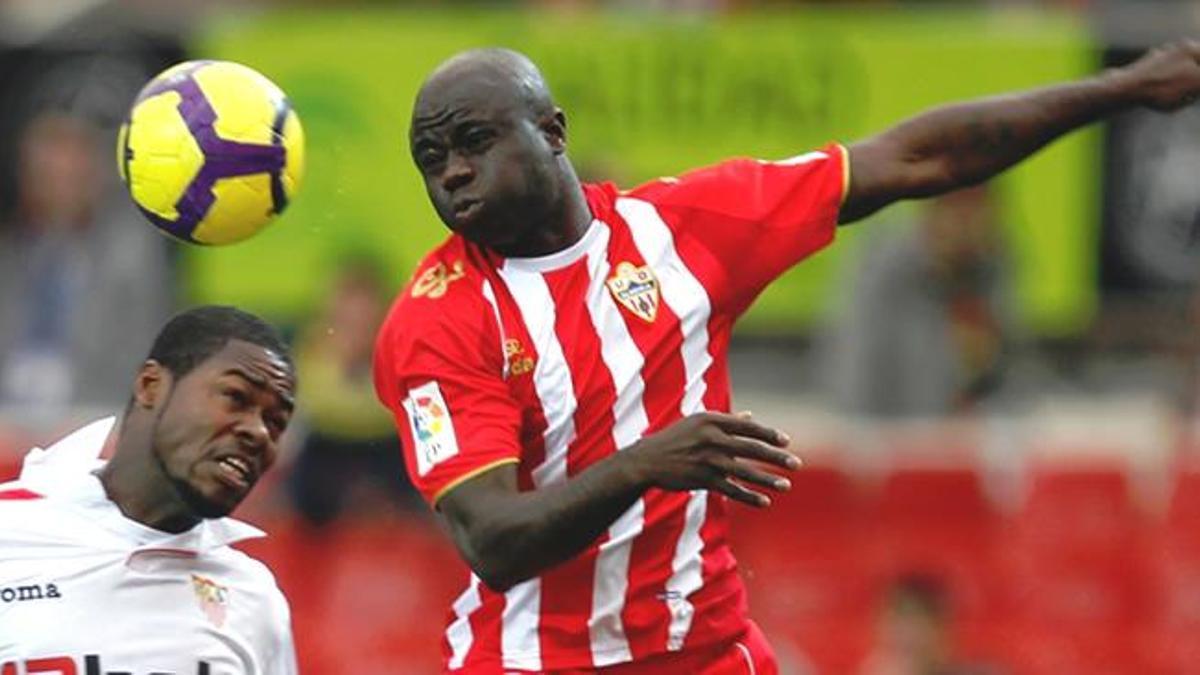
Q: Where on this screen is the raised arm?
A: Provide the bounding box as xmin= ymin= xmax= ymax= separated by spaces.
xmin=437 ymin=412 xmax=799 ymax=591
xmin=840 ymin=41 xmax=1200 ymax=224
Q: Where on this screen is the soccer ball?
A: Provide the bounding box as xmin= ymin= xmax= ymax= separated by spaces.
xmin=117 ymin=60 xmax=305 ymax=245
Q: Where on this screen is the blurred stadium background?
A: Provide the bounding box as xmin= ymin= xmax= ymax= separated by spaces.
xmin=1 ymin=0 xmax=1199 ymax=673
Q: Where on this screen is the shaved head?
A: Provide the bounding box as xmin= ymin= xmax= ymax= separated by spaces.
xmin=407 ymin=48 xmax=591 ymax=258
xmin=415 ymin=48 xmax=556 ymax=124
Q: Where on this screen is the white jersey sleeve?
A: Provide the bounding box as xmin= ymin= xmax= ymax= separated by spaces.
xmin=219 ymin=549 xmax=299 ymax=675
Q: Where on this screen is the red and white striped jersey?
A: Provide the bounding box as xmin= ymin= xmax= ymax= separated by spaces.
xmin=373 ymin=144 xmax=848 ymax=672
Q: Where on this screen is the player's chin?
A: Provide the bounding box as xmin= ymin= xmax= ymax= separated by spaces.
xmin=446 ymin=206 xmax=507 ymax=244
xmin=196 ymin=499 xmax=237 ymax=519
xmin=184 ymin=477 xmax=250 ymax=519
xmin=459 ymin=220 xmax=526 ymax=253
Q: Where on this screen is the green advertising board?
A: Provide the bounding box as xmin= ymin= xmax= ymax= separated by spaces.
xmin=193 ymin=7 xmax=1097 ymax=335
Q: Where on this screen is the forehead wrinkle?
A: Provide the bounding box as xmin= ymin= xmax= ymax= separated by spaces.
xmin=411 ymin=106 xmax=456 ymax=132
xmin=224 ymin=365 xmax=296 ymax=410
xmin=223 ymin=344 xmax=296 ymax=388
xmin=223 ymin=362 xmax=294 ymax=389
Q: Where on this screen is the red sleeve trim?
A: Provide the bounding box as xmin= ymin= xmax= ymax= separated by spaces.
xmin=0 ymin=488 xmax=43 ymax=500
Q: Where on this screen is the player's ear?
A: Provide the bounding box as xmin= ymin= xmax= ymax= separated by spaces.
xmin=541 ymin=108 xmax=567 ymax=154
xmin=132 ymin=360 xmax=172 ymax=409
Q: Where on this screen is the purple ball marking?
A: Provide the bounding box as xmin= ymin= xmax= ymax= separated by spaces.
xmin=128 ymin=63 xmax=287 ymax=238
xmin=135 ymin=203 xmax=198 ymax=243
xmin=134 ymin=61 xmax=214 ymax=101
xmin=172 ymin=76 xmax=285 ymax=235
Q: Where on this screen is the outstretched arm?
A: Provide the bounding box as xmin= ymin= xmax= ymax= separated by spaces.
xmin=437 ymin=412 xmax=798 ymax=591
xmin=840 ymin=41 xmax=1200 ymax=224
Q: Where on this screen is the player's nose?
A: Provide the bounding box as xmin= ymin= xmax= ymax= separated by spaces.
xmin=441 ymin=152 xmax=474 ymax=193
xmin=233 ymin=412 xmax=270 ymax=454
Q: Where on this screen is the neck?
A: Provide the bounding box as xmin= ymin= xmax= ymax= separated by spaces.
xmin=98 ymin=422 xmax=198 ymax=534
xmin=494 ymin=164 xmax=592 ymax=258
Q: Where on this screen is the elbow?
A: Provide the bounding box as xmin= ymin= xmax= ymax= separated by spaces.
xmin=439 ymin=479 xmax=541 ymax=592
xmin=457 ymin=525 xmax=533 ymax=592
xmin=475 ymin=566 xmax=520 ymax=593
xmin=467 ymin=548 xmax=520 ymax=592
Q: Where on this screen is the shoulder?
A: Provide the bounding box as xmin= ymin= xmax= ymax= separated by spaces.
xmin=212 ymin=546 xmax=291 ymax=617
xmin=206 ymin=547 xmax=295 ymax=656
xmin=0 ymin=490 xmax=93 ymax=560
xmin=380 ymin=236 xmax=495 ymax=340
xmin=214 ymin=546 xmax=281 ymax=587
xmin=375 ymin=236 xmax=504 ymax=374
xmin=619 ymin=157 xmax=758 ymax=204
xmin=0 ymin=488 xmax=46 ymax=538
xmin=0 ymin=480 xmax=47 ymax=516
xmin=0 ymin=482 xmax=45 ymax=504
xmin=623 ymin=148 xmax=847 ymax=211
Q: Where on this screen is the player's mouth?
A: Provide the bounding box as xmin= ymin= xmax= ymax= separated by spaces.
xmin=211 ymin=453 xmax=257 ymax=491
xmin=453 ymin=198 xmax=482 ymax=223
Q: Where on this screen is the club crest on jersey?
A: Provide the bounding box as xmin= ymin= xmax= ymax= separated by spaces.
xmin=606 ymin=262 xmax=659 ymax=323
xmin=411 ymin=260 xmax=465 ymax=299
xmin=191 ymin=574 xmax=228 ymax=628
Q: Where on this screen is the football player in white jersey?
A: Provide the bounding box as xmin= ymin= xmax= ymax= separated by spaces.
xmin=0 ymin=305 xmax=298 ymax=675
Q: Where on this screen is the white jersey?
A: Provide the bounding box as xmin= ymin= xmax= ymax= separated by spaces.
xmin=0 ymin=418 xmax=297 ymax=675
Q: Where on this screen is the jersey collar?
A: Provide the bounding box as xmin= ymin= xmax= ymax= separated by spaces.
xmin=501 ymin=218 xmax=603 ymax=273
xmin=18 ymin=416 xmax=265 ymax=552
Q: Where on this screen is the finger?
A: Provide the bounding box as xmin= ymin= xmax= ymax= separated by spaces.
xmin=710 ymin=477 xmax=771 ymax=508
xmin=714 ymin=435 xmax=802 ymax=470
xmin=715 ymin=457 xmax=792 ymax=491
xmin=705 ymin=412 xmax=791 ymax=447
xmin=710 ymin=451 xmax=796 ymax=487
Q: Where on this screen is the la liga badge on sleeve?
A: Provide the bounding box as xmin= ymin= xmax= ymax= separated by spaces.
xmin=403 ymin=381 xmax=461 ymax=476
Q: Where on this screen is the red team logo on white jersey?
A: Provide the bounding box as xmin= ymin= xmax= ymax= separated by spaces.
xmin=190 ymin=574 xmax=228 ymax=628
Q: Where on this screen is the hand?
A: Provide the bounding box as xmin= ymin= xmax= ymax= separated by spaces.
xmin=623 ymin=411 xmax=800 ymax=507
xmin=1118 ymin=40 xmax=1200 ymax=111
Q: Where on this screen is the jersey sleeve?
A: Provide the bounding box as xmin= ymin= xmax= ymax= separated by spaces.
xmin=239 ymin=557 xmax=299 ymax=675
xmin=373 ymin=278 xmax=522 ymax=507
xmin=265 ymin=588 xmax=299 ymax=675
xmin=269 ymin=629 xmax=299 ymax=675
xmin=626 ymin=143 xmax=849 ymax=317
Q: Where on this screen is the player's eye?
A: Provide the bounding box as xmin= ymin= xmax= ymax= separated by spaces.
xmin=222 ymin=387 xmax=250 ymax=407
xmin=265 ymin=408 xmax=289 ymax=436
xmin=415 ymin=146 xmax=446 ymax=172
xmin=462 ymin=128 xmax=494 ymax=152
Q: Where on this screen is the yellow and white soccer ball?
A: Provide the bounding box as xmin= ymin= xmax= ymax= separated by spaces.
xmin=117 ymin=60 xmax=305 ymax=245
